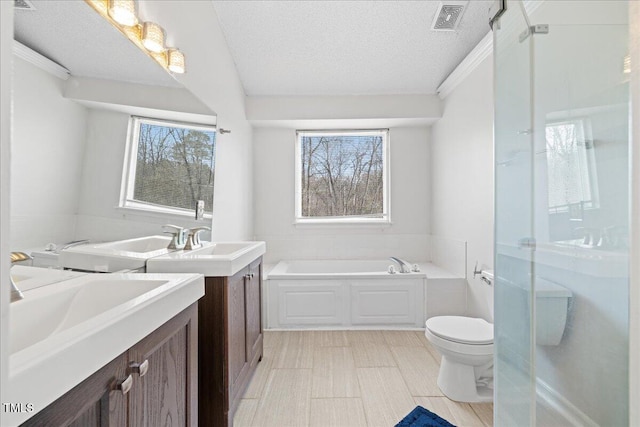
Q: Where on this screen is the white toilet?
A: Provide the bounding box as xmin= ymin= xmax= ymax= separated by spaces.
xmin=425 ymin=315 xmax=494 ymax=402
xmin=424 ymin=271 xmax=571 ymax=403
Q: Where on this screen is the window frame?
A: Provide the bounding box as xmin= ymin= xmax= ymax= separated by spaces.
xmin=544 ymin=118 xmax=599 ymax=214
xmin=294 ymin=129 xmax=391 ymax=226
xmin=119 ymin=116 xmax=217 ymax=219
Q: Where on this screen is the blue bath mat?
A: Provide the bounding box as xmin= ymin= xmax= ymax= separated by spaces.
xmin=395 ymin=406 xmax=456 ymax=427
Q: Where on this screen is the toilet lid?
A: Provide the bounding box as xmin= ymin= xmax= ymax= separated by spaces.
xmin=426 ymin=316 xmax=493 ymax=345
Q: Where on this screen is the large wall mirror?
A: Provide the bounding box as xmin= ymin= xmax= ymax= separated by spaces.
xmin=12 ymin=0 xmax=217 ymax=252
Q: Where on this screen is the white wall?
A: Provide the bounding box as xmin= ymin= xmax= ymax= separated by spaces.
xmin=253 ymin=126 xmax=431 ymax=264
xmin=430 ymin=56 xmax=495 ymax=320
xmin=1 ymin=2 xmax=13 ymax=422
xmin=143 ymin=1 xmax=254 ymax=241
xmin=630 ymin=2 xmax=640 ymax=424
xmin=11 ymin=57 xmax=87 ymax=250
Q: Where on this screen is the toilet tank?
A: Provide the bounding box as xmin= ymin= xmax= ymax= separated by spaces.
xmin=535 ymin=278 xmax=572 ymax=346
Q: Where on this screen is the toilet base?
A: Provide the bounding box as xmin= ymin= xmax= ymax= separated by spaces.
xmin=437 ymin=356 xmax=493 ymax=403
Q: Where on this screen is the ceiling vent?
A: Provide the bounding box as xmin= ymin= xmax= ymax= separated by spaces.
xmin=432 ymin=1 xmax=468 ymax=31
xmin=14 ymin=0 xmax=36 ymax=11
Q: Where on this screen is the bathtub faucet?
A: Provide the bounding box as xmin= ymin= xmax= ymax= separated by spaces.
xmin=389 ymin=257 xmax=412 ymax=274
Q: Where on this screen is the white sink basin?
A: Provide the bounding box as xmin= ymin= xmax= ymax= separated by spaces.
xmin=7 ymin=272 xmax=204 ymax=425
xmin=59 ymin=235 xmax=174 ymax=272
xmin=10 ymin=278 xmax=166 ymax=354
xmin=146 ymin=241 xmax=266 ymax=276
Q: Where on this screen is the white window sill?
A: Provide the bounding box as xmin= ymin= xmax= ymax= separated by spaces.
xmin=117 ymin=204 xmax=212 ymax=222
xmin=294 ymin=218 xmax=392 ymax=228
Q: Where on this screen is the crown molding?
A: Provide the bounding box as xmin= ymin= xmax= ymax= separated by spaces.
xmin=436 ymin=0 xmax=545 ymax=99
xmin=13 ymin=40 xmax=70 ymax=80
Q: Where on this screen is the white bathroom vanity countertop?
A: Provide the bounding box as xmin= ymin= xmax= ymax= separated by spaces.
xmin=6 ymin=272 xmax=204 ymax=426
xmin=147 ymin=241 xmax=266 ymax=277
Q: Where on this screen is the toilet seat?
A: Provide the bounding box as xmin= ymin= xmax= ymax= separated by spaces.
xmin=426 ymin=316 xmax=493 ymax=345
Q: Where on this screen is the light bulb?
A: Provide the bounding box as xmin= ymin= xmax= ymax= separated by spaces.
xmin=168 ymin=49 xmax=186 ymax=74
xmin=108 ymin=0 xmax=138 ymax=27
xmin=142 ymin=22 xmax=165 ymax=53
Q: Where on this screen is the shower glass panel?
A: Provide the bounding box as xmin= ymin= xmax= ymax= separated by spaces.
xmin=494 ymin=1 xmax=630 ymax=425
xmin=493 ymin=1 xmax=535 ymax=425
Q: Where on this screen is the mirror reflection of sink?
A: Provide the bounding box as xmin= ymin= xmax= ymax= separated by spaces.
xmin=59 ymin=235 xmax=174 ymax=272
xmin=98 ymin=236 xmax=174 ymax=253
xmin=147 ymin=241 xmax=266 ymax=276
xmin=10 ymin=265 xmax=86 ymax=292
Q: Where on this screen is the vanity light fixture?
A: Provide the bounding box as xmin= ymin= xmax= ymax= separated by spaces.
xmin=107 ymin=0 xmax=137 ymax=27
xmin=167 ymin=48 xmax=185 ymax=74
xmin=85 ymin=0 xmax=187 ymax=74
xmin=142 ymin=21 xmax=165 ymax=53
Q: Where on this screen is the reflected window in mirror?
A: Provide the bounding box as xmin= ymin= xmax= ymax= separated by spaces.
xmin=545 ymin=119 xmax=599 ymax=215
xmin=120 ymin=117 xmax=216 ymax=217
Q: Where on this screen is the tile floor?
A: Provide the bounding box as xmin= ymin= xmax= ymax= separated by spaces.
xmin=233 ymin=330 xmax=493 ymax=427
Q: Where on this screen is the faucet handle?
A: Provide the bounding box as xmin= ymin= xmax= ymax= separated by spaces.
xmin=184 ymin=226 xmax=211 ymax=250
xmin=162 ymin=224 xmax=186 ymax=249
xmin=190 ymin=226 xmax=211 ymax=237
xmin=10 ymin=253 xmax=31 ymax=302
xmin=162 ymin=224 xmax=184 ymax=233
xmin=11 ymin=252 xmax=33 ymax=264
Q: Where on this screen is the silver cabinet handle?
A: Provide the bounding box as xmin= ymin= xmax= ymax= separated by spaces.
xmin=245 ymin=273 xmax=254 ymax=280
xmin=130 ymin=359 xmax=149 ymax=377
xmin=117 ymin=374 xmax=133 ymax=394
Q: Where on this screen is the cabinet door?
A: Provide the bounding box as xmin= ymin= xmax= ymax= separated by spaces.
xmin=128 ymin=304 xmax=198 ymax=427
xmin=227 ymin=268 xmax=249 ymax=403
xmin=245 ymin=258 xmax=263 ymax=363
xmin=21 ymin=354 xmax=129 ymax=427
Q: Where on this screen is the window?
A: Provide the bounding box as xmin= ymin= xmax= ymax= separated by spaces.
xmin=295 ymin=130 xmax=390 ymax=224
xmin=545 ymin=119 xmax=599 ymax=213
xmin=121 ymin=117 xmax=216 ymax=217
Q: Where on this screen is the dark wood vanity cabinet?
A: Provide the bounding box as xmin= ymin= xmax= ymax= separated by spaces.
xmin=21 ymin=304 xmax=198 ymax=427
xmin=199 ymin=257 xmax=263 ymax=427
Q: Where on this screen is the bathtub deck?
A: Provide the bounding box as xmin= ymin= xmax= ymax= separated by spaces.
xmin=232 ymin=330 xmax=492 ymax=427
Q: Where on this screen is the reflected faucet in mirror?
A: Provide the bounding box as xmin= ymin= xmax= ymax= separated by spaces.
xmin=573 ymin=227 xmax=600 ymax=248
xmin=184 ymin=226 xmax=211 ymax=251
xmin=571 ymin=226 xmax=629 ymax=250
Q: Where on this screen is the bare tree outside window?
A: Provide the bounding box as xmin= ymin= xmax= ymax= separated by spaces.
xmin=298 ymin=131 xmax=388 ymax=219
xmin=127 ymin=118 xmax=216 ymax=213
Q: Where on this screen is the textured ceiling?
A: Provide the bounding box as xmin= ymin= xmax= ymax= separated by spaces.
xmin=14 ymin=0 xmax=180 ymax=88
xmin=212 ymin=0 xmax=493 ymax=96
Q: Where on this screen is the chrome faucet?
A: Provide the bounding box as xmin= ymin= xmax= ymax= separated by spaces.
xmin=574 ymin=227 xmax=602 ymax=248
xmin=184 ymin=226 xmax=211 ymax=250
xmin=10 ymin=252 xmax=32 ymax=302
xmin=163 ymin=224 xmax=187 ymax=250
xmin=60 ymin=239 xmax=90 ymax=250
xmin=389 ymin=257 xmax=412 ymax=274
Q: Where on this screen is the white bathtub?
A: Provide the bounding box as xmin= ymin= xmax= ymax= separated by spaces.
xmin=265 ymin=259 xmax=435 ymax=329
xmin=268 ymin=259 xmax=429 ymax=279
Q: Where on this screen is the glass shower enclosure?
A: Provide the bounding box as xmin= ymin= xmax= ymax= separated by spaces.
xmin=493 ymin=1 xmax=630 ymax=425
